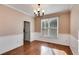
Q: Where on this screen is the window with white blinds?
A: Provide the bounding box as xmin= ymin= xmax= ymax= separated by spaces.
xmin=41 ymin=17 xmax=58 ymax=38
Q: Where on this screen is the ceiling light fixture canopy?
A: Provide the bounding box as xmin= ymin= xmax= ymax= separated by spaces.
xmin=34 ymin=4 xmax=44 ymax=16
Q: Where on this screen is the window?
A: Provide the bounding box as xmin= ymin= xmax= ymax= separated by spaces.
xmin=41 ymin=20 xmax=48 ymax=36
xmin=41 ymin=17 xmax=58 ymax=38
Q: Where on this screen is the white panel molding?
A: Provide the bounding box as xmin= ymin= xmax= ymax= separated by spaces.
xmin=0 ymin=34 xmax=23 ymax=54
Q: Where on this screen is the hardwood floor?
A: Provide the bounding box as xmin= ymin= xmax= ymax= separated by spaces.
xmin=2 ymin=40 xmax=73 ymax=55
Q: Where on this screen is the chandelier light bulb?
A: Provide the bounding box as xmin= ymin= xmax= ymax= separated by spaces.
xmin=42 ymin=10 xmax=44 ymax=13
xmin=34 ymin=10 xmax=36 ymax=13
xmin=37 ymin=8 xmax=40 ymax=11
xmin=34 ymin=10 xmax=37 ymax=14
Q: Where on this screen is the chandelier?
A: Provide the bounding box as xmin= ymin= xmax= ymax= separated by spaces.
xmin=34 ymin=4 xmax=44 ymax=16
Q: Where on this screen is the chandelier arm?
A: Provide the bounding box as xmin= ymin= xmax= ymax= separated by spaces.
xmin=34 ymin=4 xmax=44 ymax=16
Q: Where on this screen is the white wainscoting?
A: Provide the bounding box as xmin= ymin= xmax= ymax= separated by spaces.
xmin=30 ymin=32 xmax=42 ymax=42
xmin=70 ymin=36 xmax=78 ymax=55
xmin=0 ymin=32 xmax=78 ymax=55
xmin=0 ymin=34 xmax=23 ymax=54
xmin=31 ymin=32 xmax=70 ymax=46
xmin=31 ymin=32 xmax=78 ymax=55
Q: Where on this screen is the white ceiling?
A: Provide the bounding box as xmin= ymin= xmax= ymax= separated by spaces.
xmin=8 ymin=4 xmax=74 ymax=17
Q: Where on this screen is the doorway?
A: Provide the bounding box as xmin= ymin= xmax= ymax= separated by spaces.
xmin=23 ymin=21 xmax=30 ymax=43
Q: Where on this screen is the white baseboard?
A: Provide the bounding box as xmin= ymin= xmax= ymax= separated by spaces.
xmin=0 ymin=34 xmax=23 ymax=54
xmin=31 ymin=32 xmax=78 ymax=55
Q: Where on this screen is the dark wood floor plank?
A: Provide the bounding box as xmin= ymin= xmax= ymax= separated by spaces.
xmin=2 ymin=40 xmax=73 ymax=55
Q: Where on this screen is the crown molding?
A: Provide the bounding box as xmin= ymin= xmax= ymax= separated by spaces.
xmin=3 ymin=4 xmax=33 ymax=18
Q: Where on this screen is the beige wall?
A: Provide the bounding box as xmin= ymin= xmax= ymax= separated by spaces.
xmin=34 ymin=11 xmax=70 ymax=34
xmin=0 ymin=5 xmax=34 ymax=36
xmin=59 ymin=12 xmax=70 ymax=34
xmin=34 ymin=16 xmax=41 ymax=32
xmin=71 ymin=5 xmax=79 ymax=39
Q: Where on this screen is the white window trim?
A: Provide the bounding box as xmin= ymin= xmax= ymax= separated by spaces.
xmin=41 ymin=17 xmax=59 ymax=38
